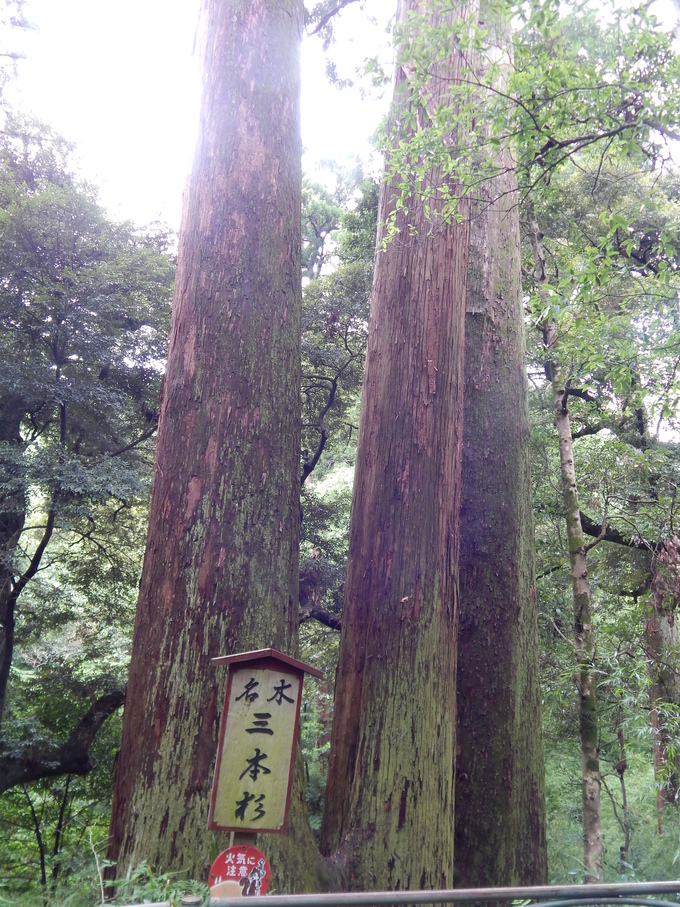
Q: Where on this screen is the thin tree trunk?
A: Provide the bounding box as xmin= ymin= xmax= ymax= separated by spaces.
xmin=529 ymin=202 xmax=602 ymax=883
xmin=51 ymin=773 xmax=72 ymax=887
xmin=321 ymin=0 xmax=475 ymax=889
xmin=107 ymin=0 xmax=321 ymax=887
xmin=23 ymin=784 xmax=47 ymax=889
xmin=0 ymin=395 xmax=26 ymax=725
xmin=552 ymin=362 xmax=602 ymax=883
xmin=455 ymin=5 xmax=547 ymax=888
xmin=647 ymin=538 xmax=680 ymax=829
xmin=617 ymin=725 xmax=630 ymax=863
xmin=0 ymin=510 xmax=54 ymax=725
xmin=646 ymin=604 xmax=678 ymax=827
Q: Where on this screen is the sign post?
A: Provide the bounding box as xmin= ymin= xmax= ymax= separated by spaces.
xmin=208 ymin=647 xmax=323 ymax=839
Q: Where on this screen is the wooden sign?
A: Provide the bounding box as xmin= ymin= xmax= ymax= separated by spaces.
xmin=208 ymin=845 xmax=271 ymax=898
xmin=208 ymin=648 xmax=322 ymax=834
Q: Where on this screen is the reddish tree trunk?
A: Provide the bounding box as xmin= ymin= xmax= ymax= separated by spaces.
xmin=107 ymin=0 xmax=316 ymax=886
xmin=455 ymin=109 xmax=547 ymax=887
xmin=320 ymin=0 xmax=474 ymax=888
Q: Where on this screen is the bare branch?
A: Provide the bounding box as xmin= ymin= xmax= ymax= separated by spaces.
xmin=566 ymin=386 xmax=598 ymax=404
xmin=580 ymin=510 xmax=652 ymax=550
xmin=306 ymin=0 xmax=359 ymax=37
xmin=299 ymin=603 xmax=341 ymax=631
xmin=11 ymin=509 xmax=55 ymax=600
xmin=301 ymin=354 xmax=356 ymax=486
xmin=108 ymin=423 xmax=158 ymax=458
xmin=584 ymin=498 xmax=609 ymax=553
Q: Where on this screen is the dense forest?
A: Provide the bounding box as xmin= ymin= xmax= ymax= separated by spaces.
xmin=1 ymin=0 xmax=680 ymax=903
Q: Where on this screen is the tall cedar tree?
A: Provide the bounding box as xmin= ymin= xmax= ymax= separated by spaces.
xmin=320 ymin=0 xmax=475 ymax=888
xmin=106 ymin=0 xmax=324 ymax=886
xmin=455 ymin=5 xmax=547 ymax=887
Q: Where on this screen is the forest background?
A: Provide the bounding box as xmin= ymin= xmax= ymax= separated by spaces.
xmin=2 ymin=0 xmax=680 ymax=903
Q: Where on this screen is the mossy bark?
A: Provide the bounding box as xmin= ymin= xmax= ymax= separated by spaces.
xmin=320 ymin=0 xmax=475 ymax=889
xmin=106 ymin=0 xmax=319 ymax=888
xmin=455 ymin=142 xmax=547 ymax=887
xmin=647 ymin=541 xmax=680 ymax=828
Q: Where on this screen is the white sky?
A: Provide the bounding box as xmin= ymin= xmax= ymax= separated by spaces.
xmin=7 ymin=0 xmax=678 ymax=230
xmin=7 ymin=0 xmax=394 ymax=230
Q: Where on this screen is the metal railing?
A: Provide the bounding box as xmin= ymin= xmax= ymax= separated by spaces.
xmin=120 ymin=880 xmax=680 ymax=907
xmin=210 ymin=882 xmax=680 ymax=907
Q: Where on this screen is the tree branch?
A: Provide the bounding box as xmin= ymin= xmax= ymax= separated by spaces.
xmin=299 ymin=603 xmax=342 ymax=631
xmin=11 ymin=508 xmax=55 ymax=601
xmin=643 ymin=119 xmax=680 ymax=143
xmin=572 ymin=422 xmax=605 ymax=438
xmin=566 ymin=386 xmax=598 ymax=404
xmin=305 ymin=0 xmax=359 ymax=36
xmin=579 ymin=510 xmax=651 ymax=550
xmin=301 ymin=354 xmax=355 ymax=486
xmin=0 ymin=688 xmax=125 ymax=794
xmin=109 ymin=423 xmax=158 ymax=458
xmin=584 ymin=499 xmax=608 ymax=553
xmin=601 ymin=773 xmax=626 ymax=840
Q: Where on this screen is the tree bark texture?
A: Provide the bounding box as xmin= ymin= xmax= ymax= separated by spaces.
xmin=530 ymin=201 xmax=602 ymax=883
xmin=107 ymin=0 xmax=309 ymax=884
xmin=551 ymin=373 xmax=602 ymax=882
xmin=0 ymin=395 xmax=26 ymax=725
xmin=320 ymin=0 xmax=475 ymax=889
xmin=455 ymin=112 xmax=547 ymax=888
xmin=647 ymin=538 xmax=680 ymax=827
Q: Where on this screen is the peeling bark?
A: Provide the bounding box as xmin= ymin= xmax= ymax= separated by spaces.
xmin=455 ymin=9 xmax=546 ymax=882
xmin=107 ymin=0 xmax=318 ymax=887
xmin=320 ymin=0 xmax=475 ymax=889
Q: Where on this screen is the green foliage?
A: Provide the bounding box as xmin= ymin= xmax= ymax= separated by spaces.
xmin=4 ymin=0 xmax=680 ymax=894
xmin=302 ymin=177 xmax=344 ymax=281
xmin=336 ymin=177 xmax=380 ymax=265
xmin=299 ymin=683 xmax=332 ymax=843
xmin=107 ymin=862 xmax=209 ymax=906
xmin=0 ymin=112 xmax=173 ymax=652
xmin=0 ymin=115 xmax=174 ymax=900
xmin=379 ymin=0 xmax=680 ymax=238
xmin=299 ymin=173 xmax=375 ymax=628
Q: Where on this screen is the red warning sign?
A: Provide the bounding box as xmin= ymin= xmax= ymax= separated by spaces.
xmin=208 ymin=845 xmax=271 ymax=898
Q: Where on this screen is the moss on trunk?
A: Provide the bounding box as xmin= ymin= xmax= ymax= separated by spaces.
xmin=455 ymin=138 xmax=547 ymax=891
xmin=107 ymin=0 xmax=316 ymax=887
xmin=320 ymin=0 xmax=476 ymax=889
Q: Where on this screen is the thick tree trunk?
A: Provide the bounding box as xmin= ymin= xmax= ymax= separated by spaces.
xmin=107 ymin=0 xmax=316 ymax=886
xmin=320 ymin=0 xmax=474 ymax=889
xmin=455 ymin=109 xmax=547 ymax=887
